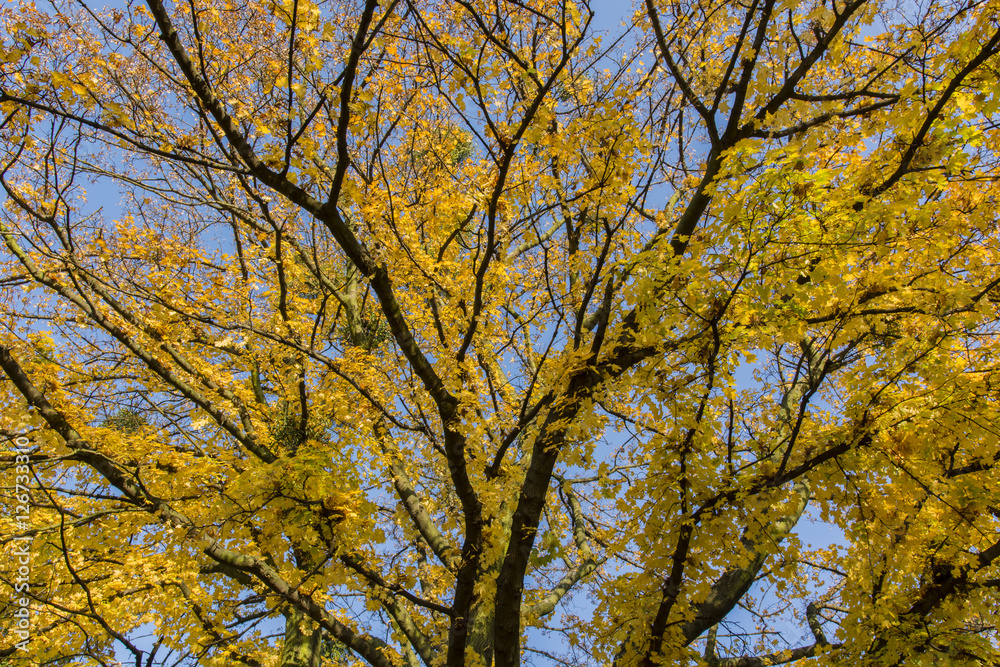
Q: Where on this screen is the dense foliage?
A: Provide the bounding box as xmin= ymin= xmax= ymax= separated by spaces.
xmin=2 ymin=0 xmax=1000 ymax=665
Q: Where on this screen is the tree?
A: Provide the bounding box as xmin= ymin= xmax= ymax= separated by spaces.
xmin=1 ymin=0 xmax=1000 ymax=664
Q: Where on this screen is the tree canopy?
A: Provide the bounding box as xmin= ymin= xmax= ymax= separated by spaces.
xmin=2 ymin=0 xmax=1000 ymax=664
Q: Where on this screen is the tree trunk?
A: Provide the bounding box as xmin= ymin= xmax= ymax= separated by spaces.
xmin=280 ymin=607 xmax=323 ymax=667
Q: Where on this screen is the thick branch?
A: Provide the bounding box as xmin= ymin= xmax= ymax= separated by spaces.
xmin=865 ymin=26 xmax=1000 ymax=198
xmin=710 ymin=641 xmax=840 ymax=667
xmin=524 ymin=483 xmax=601 ymax=618
xmin=387 ymin=455 xmax=460 ymax=571
xmin=143 ymin=0 xmax=458 ymax=422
